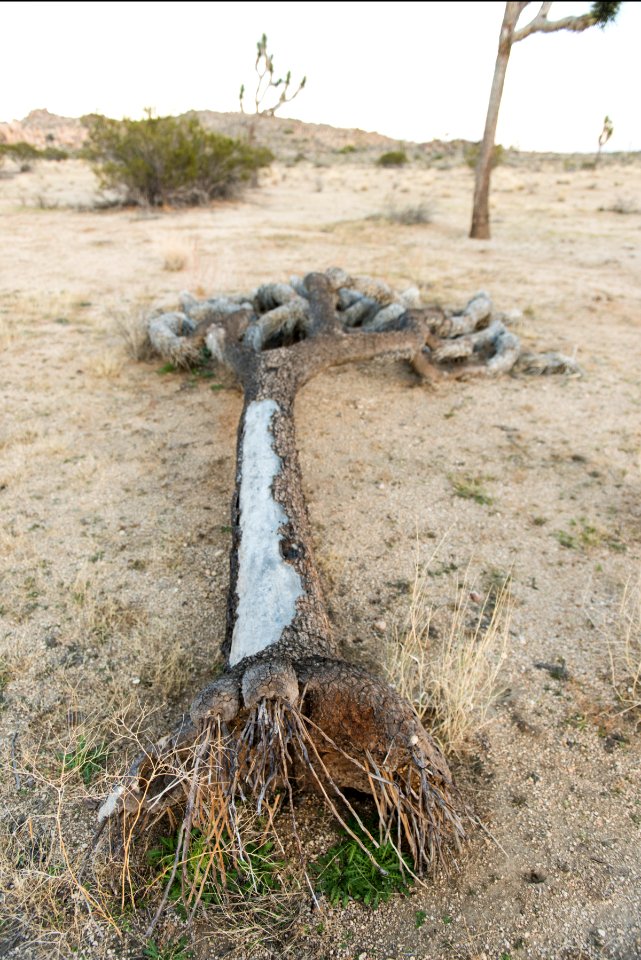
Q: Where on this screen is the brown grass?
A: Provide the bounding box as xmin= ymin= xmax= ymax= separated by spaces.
xmin=162 ymin=246 xmax=189 ymax=272
xmin=608 ymin=572 xmax=641 ymax=725
xmin=386 ymin=549 xmax=510 ymax=756
xmin=110 ymin=303 xmax=155 ymax=362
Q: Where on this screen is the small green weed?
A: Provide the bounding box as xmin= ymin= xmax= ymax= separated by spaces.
xmin=554 ymin=518 xmax=626 ymax=553
xmin=157 ymin=362 xmax=178 ymax=375
xmin=415 ymin=909 xmax=427 ymax=928
xmin=451 ymin=474 xmax=493 ymax=506
xmin=57 ymin=735 xmax=109 ymax=784
xmin=554 ymin=529 xmax=577 ymax=549
xmin=147 ymin=828 xmax=283 ymax=909
xmin=143 ymin=937 xmax=192 ymax=960
xmin=312 ymin=821 xmax=413 ymax=908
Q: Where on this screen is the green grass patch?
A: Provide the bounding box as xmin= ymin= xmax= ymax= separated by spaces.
xmin=312 ymin=821 xmax=413 ymax=908
xmin=451 ymin=474 xmax=493 ymax=506
xmin=57 ymin=735 xmax=109 ymax=785
xmin=147 ymin=828 xmax=283 ymax=911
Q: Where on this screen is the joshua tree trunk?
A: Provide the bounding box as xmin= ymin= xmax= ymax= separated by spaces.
xmin=470 ymin=1 xmax=524 ymax=240
xmin=470 ymin=1 xmax=618 ymax=239
xmin=100 ymin=272 xmax=472 ymax=889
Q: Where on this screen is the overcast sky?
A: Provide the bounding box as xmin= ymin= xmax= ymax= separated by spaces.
xmin=2 ymin=1 xmax=639 ymax=153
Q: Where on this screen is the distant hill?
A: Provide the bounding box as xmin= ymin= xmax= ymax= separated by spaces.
xmin=0 ymin=108 xmax=469 ymax=163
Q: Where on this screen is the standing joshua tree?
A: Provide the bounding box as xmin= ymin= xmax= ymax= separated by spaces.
xmin=470 ymin=1 xmax=622 ymax=239
xmin=597 ymin=114 xmax=614 ymax=160
xmin=240 ymin=33 xmax=307 ymax=144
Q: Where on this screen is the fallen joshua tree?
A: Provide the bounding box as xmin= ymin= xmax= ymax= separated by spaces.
xmin=100 ymin=268 xmax=578 ymax=911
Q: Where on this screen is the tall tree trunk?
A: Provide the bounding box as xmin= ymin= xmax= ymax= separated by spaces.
xmin=470 ymin=2 xmax=525 ymax=240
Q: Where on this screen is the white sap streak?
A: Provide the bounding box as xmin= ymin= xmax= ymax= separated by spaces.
xmin=229 ymin=399 xmax=304 ymax=666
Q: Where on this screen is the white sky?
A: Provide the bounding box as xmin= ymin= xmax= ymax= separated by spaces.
xmin=2 ymin=1 xmax=639 ymax=153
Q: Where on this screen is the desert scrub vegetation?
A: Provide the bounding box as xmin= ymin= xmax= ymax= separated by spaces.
xmin=386 ymin=554 xmax=510 ymax=756
xmin=0 ymin=140 xmax=69 ymax=171
xmin=464 ymin=141 xmax=504 ymax=170
xmin=82 ymin=112 xmax=273 ymax=207
xmin=377 ymin=149 xmax=408 ymax=167
xmin=381 ymin=201 xmax=433 ymax=225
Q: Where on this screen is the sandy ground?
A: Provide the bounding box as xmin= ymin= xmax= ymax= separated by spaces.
xmin=0 ymin=151 xmax=640 ymax=960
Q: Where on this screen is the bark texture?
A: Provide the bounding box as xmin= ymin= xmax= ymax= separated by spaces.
xmin=101 ymin=268 xmax=542 ymax=887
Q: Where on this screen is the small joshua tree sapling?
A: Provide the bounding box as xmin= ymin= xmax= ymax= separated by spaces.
xmin=239 ymin=34 xmax=307 ymax=144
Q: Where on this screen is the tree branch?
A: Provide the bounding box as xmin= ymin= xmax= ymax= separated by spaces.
xmin=513 ymin=3 xmax=596 ymax=42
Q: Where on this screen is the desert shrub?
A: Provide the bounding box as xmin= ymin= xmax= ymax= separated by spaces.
xmin=82 ymin=112 xmax=273 ymax=207
xmin=377 ymin=150 xmax=408 ymax=167
xmin=0 ymin=142 xmax=69 ymax=171
xmin=464 ymin=141 xmax=504 ymax=170
xmin=41 ymin=145 xmax=69 ymax=160
xmin=0 ymin=141 xmax=39 ymax=162
xmin=384 ymin=202 xmax=433 ymax=225
xmin=0 ymin=141 xmax=39 ymax=171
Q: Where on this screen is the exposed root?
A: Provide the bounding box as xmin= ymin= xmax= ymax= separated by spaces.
xmin=100 ymin=671 xmax=466 ymax=922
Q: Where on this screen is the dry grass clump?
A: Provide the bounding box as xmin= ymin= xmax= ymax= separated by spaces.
xmin=70 ymin=568 xmax=146 ymax=645
xmin=0 ymin=313 xmax=19 ymax=349
xmin=0 ymin=712 xmax=137 ymax=958
xmin=162 ymin=247 xmax=189 ymax=272
xmin=111 ymin=303 xmax=155 ymax=362
xmin=608 ymin=573 xmax=641 ymax=724
xmin=599 ymin=197 xmax=641 ymax=215
xmin=384 ymin=201 xmax=434 ymax=225
xmin=386 ymin=554 xmax=510 ymax=756
xmin=89 ymin=348 xmax=125 ymax=379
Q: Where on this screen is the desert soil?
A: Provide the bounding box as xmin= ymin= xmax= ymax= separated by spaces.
xmin=0 ymin=140 xmax=640 ymax=960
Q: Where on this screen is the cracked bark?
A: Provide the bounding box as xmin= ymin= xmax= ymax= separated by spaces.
xmin=100 ymin=271 xmax=467 ymax=877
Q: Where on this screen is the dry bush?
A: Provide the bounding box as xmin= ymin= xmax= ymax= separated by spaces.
xmin=0 ymin=707 xmax=306 ymax=956
xmin=600 ymin=197 xmax=641 ymax=215
xmin=608 ymin=573 xmax=641 ymax=724
xmin=384 ymin=201 xmax=434 ymax=225
xmin=0 ymin=313 xmax=18 ymax=350
xmin=89 ymin=348 xmax=124 ymax=379
xmin=386 ymin=552 xmax=510 ymax=756
xmin=110 ymin=303 xmax=154 ymax=362
xmin=0 ymin=711 xmax=138 ymax=958
xmin=162 ymin=247 xmax=189 ymax=272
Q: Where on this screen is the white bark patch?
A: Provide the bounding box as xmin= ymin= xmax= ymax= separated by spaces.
xmin=97 ymin=784 xmax=124 ymax=823
xmin=229 ymin=399 xmax=304 ymax=666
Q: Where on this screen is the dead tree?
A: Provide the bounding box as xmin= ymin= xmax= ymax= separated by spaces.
xmin=99 ymin=269 xmax=540 ymax=900
xmin=470 ymin=0 xmax=621 ymax=240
